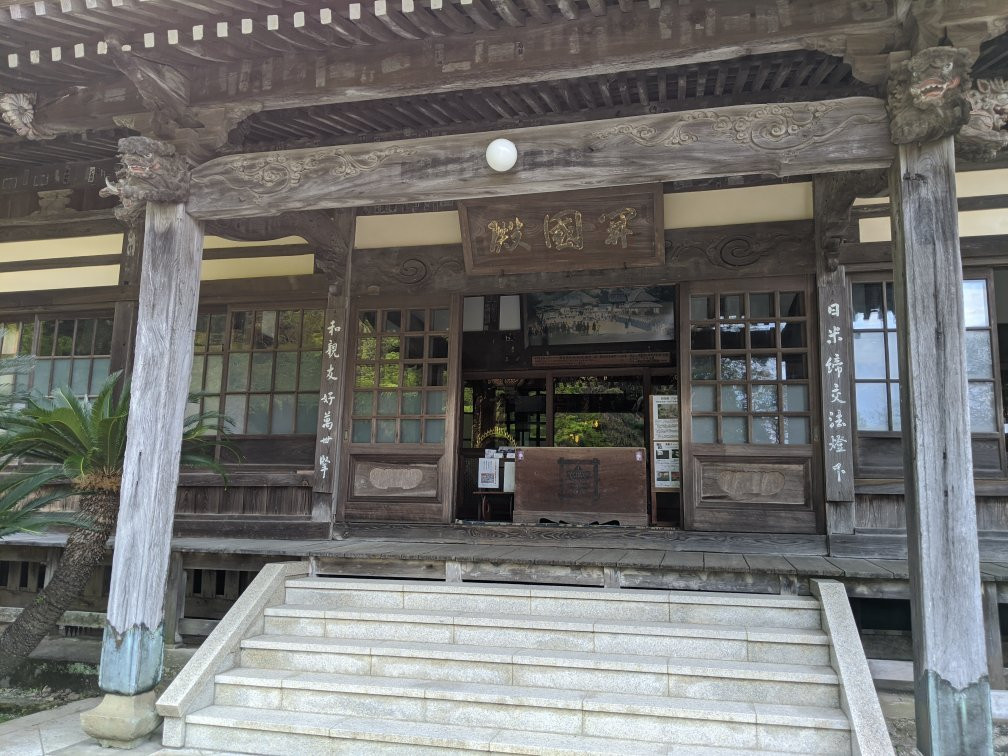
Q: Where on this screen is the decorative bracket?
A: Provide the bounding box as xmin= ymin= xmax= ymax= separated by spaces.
xmin=207 ymin=208 xmax=356 ymax=282
xmin=815 ymin=170 xmax=887 ymax=272
xmin=887 ymin=47 xmax=972 ymax=145
xmin=0 ymin=93 xmax=56 ymax=140
xmin=106 ymin=36 xmax=203 ymax=137
xmin=99 ymin=136 xmax=190 ymax=224
xmin=956 ymin=78 xmax=1008 ymax=162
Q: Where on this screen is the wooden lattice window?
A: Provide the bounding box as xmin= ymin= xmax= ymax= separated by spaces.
xmin=189 ymin=308 xmax=324 ymax=435
xmin=688 ymin=288 xmax=812 ymax=445
xmin=350 ymin=306 xmax=451 ymax=445
xmin=0 ymin=315 xmax=113 ymax=399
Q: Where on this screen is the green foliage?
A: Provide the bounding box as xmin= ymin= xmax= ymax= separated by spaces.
xmin=0 ymin=468 xmax=81 ymax=538
xmin=554 ymin=412 xmax=645 ymax=447
xmin=0 ymin=372 xmax=237 ymax=534
xmin=0 ymin=375 xmax=131 ymax=486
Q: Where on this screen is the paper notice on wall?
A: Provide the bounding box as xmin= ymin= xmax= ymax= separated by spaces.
xmin=651 ymin=395 xmax=679 ymax=441
xmin=653 ymin=441 xmax=680 ymax=490
xmin=502 ymin=461 xmax=515 ymax=493
xmin=478 ymin=457 xmax=499 ymax=489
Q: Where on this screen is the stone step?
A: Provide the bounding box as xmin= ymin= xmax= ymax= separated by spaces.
xmin=213 ymin=668 xmax=850 ymax=752
xmin=282 ymin=578 xmax=823 ymax=629
xmin=238 ymin=634 xmax=840 ymax=706
xmin=263 ymin=604 xmax=831 ymax=665
xmin=185 ymin=704 xmax=843 ymax=755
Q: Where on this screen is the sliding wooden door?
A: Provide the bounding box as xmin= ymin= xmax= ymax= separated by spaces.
xmin=680 ymin=277 xmax=823 ymax=534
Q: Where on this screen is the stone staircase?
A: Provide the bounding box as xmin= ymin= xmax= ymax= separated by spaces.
xmin=159 ymin=573 xmax=888 ymax=755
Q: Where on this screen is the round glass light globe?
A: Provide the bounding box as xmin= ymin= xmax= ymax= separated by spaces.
xmin=485 ymin=138 xmax=518 ymax=172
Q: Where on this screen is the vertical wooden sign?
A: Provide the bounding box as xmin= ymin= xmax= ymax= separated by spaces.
xmin=817 ymin=267 xmax=855 ymax=503
xmin=313 ymin=284 xmax=344 ymax=495
xmin=311 ymin=208 xmax=357 ymax=501
xmin=813 ymin=174 xmax=856 ymax=507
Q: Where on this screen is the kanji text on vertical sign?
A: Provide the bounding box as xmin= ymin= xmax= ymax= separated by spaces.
xmin=314 ymin=312 xmax=342 ymax=494
xmin=823 ymin=300 xmax=854 ymax=497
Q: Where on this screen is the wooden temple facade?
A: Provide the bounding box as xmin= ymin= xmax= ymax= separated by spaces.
xmin=2 ymin=0 xmax=1008 ymax=750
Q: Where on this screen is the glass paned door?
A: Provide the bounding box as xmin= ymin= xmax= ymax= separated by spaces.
xmin=682 ymin=278 xmax=820 ymax=535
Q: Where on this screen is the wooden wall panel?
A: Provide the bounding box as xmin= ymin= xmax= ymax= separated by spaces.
xmin=855 ymin=494 xmax=1008 ymax=533
xmin=349 ymin=456 xmax=441 ymax=501
xmin=696 ymin=460 xmax=807 ymax=506
xmin=853 ymin=494 xmax=905 ymax=530
xmin=690 ymin=454 xmax=817 ymax=534
xmin=343 ymin=499 xmax=444 ymax=523
xmin=174 ymin=485 xmax=312 ymax=517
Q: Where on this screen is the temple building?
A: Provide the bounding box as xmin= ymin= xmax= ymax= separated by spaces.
xmin=1 ymin=0 xmax=1008 ymax=752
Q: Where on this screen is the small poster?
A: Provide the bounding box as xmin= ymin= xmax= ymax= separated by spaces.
xmin=651 ymin=395 xmax=679 ymax=441
xmin=653 ymin=442 xmax=680 ymax=490
xmin=478 ymin=457 xmax=499 ymax=489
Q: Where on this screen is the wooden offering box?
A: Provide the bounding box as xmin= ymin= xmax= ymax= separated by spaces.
xmin=513 ymin=447 xmax=648 ymax=526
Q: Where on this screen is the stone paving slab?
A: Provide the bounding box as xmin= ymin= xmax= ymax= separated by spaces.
xmin=0 ymin=698 xmax=160 ymax=756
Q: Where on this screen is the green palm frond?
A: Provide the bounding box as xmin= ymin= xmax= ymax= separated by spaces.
xmin=0 ymin=371 xmax=236 ymax=535
xmin=0 ymin=468 xmax=80 ymax=538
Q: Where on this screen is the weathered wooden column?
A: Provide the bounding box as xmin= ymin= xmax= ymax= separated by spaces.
xmin=108 ymin=221 xmax=143 ymax=384
xmin=80 ymin=138 xmax=203 ymax=747
xmin=887 ymin=48 xmax=992 ymax=755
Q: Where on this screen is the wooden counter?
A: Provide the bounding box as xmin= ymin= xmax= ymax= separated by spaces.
xmin=512 ymin=447 xmax=648 ymax=526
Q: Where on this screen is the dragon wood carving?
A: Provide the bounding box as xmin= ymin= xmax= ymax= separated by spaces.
xmin=99 ymin=137 xmax=190 ymax=224
xmin=956 ymin=79 xmax=1008 ymax=161
xmin=887 ymin=47 xmax=972 ymax=144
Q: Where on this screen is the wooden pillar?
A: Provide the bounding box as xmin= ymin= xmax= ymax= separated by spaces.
xmin=813 ymin=171 xmax=884 ymax=539
xmin=982 ymin=582 xmax=1005 ymax=690
xmin=311 ymin=209 xmax=356 ymax=536
xmin=161 ymin=552 xmax=186 ymax=650
xmin=108 ymin=220 xmax=144 ymax=382
xmin=98 ymin=200 xmax=203 ymax=696
xmin=889 ymin=136 xmax=993 ymax=754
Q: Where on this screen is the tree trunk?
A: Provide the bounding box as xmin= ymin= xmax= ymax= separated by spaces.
xmin=0 ymin=492 xmax=118 ymax=680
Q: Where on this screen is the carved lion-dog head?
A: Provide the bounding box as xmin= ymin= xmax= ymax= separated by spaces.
xmin=887 ymin=47 xmax=972 ymax=145
xmin=100 ymin=136 xmax=190 ymax=223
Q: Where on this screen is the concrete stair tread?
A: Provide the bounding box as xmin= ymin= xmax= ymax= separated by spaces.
xmin=240 ymin=633 xmax=839 ymax=681
xmin=285 ymin=576 xmax=822 ymax=609
xmin=186 ymin=704 xmax=831 ymax=755
xmin=187 ymin=703 xmax=661 ymax=753
xmin=215 ymin=666 xmax=850 ymax=729
xmin=265 ymin=603 xmax=830 ymax=643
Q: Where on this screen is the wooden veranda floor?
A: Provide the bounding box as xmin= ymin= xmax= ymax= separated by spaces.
xmin=5 ymin=522 xmax=1008 ymax=600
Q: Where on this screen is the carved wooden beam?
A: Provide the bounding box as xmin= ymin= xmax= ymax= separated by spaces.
xmin=187 ymin=97 xmax=892 ymax=221
xmin=350 ymin=220 xmax=814 ymax=297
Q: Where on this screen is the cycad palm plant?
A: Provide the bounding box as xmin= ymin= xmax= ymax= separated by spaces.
xmin=0 ymin=356 xmax=82 ymax=537
xmin=0 ymin=372 xmax=231 ymax=676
